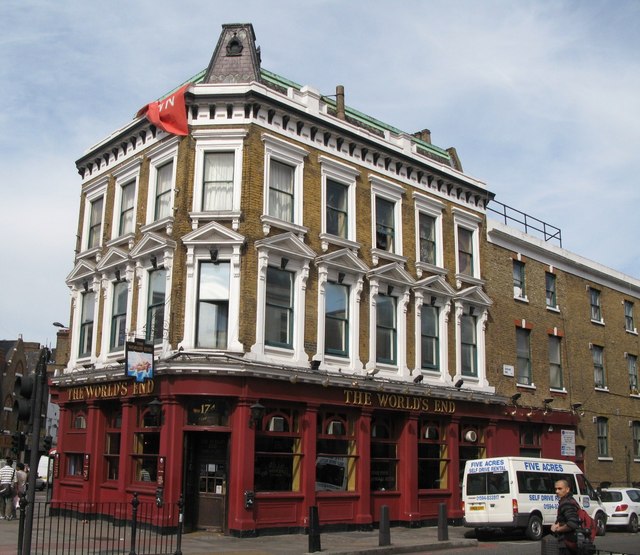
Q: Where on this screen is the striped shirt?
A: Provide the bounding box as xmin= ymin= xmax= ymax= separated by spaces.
xmin=0 ymin=464 xmax=15 ymax=484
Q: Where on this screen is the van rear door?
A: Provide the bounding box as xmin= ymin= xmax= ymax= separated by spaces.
xmin=464 ymin=460 xmax=513 ymax=525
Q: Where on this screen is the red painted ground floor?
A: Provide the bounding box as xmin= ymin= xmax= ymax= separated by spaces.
xmin=50 ymin=369 xmax=577 ymax=535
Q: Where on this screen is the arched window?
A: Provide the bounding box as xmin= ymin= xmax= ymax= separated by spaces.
xmin=418 ymin=420 xmax=448 ymax=490
xmin=316 ymin=412 xmax=357 ymax=492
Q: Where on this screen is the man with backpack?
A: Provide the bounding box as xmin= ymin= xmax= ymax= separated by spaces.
xmin=551 ymin=479 xmax=580 ymax=554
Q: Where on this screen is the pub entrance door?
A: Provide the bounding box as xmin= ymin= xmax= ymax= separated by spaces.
xmin=184 ymin=432 xmax=229 ymax=532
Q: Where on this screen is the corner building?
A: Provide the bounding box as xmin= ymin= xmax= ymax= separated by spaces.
xmin=51 ymin=23 xmax=577 ymax=535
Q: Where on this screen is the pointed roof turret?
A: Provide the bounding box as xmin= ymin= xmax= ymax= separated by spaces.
xmin=203 ymin=23 xmax=261 ymax=84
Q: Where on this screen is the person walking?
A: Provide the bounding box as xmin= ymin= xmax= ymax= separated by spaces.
xmin=551 ymin=479 xmax=580 ymax=554
xmin=0 ymin=459 xmax=16 ymax=520
xmin=14 ymin=463 xmax=28 ymax=514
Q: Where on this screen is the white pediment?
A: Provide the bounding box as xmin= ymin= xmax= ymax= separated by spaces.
xmin=315 ymin=248 xmax=370 ymax=275
xmin=96 ymin=247 xmax=130 ymax=273
xmin=255 ymin=232 xmax=316 ymax=260
xmin=66 ymin=259 xmax=96 ymax=284
xmin=455 ymin=285 xmax=493 ymax=307
xmin=414 ymin=275 xmax=457 ymax=298
xmin=129 ymin=231 xmax=177 ymax=259
xmin=367 ymin=262 xmax=416 ymax=286
xmin=182 ymin=220 xmax=245 ymax=247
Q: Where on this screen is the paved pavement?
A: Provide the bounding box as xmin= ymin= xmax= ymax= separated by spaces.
xmin=0 ymin=514 xmax=478 ymax=555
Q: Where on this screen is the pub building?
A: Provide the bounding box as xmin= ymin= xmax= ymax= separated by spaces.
xmin=50 ymin=23 xmax=578 ymax=536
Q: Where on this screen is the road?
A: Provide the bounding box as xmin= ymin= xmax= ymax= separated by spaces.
xmin=408 ymin=529 xmax=640 ymax=554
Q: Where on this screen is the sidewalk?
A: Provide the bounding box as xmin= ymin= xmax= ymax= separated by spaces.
xmin=0 ymin=515 xmax=477 ymax=555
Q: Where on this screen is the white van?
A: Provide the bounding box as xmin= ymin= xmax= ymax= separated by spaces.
xmin=462 ymin=456 xmax=607 ymax=540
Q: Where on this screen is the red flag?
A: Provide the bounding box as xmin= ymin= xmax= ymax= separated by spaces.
xmin=137 ymin=84 xmax=190 ymax=136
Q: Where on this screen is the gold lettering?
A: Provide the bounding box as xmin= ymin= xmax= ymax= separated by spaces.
xmin=377 ymin=393 xmax=389 ymax=407
xmin=344 ymin=390 xmax=354 ymax=405
xmin=364 ymin=392 xmax=372 ymax=406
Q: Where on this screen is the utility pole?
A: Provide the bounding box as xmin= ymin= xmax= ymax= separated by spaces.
xmin=21 ymin=347 xmax=48 ymax=555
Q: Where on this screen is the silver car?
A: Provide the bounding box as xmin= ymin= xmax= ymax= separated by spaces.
xmin=600 ymin=488 xmax=640 ymax=533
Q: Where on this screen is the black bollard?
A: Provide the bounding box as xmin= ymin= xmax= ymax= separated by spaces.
xmin=437 ymin=502 xmax=448 ymax=541
xmin=379 ymin=505 xmax=391 ymax=546
xmin=308 ymin=505 xmax=321 ymax=553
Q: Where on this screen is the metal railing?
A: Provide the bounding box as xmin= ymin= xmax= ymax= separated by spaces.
xmin=17 ymin=493 xmax=184 ymax=555
xmin=487 ymin=200 xmax=562 ymax=248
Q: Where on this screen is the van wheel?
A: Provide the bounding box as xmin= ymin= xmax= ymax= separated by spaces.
xmin=627 ymin=513 xmax=638 ymax=533
xmin=595 ymin=512 xmax=606 ymax=536
xmin=525 ymin=515 xmax=543 ymax=541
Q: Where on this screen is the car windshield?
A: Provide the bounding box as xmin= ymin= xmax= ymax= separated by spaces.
xmin=600 ymin=491 xmax=622 ymax=502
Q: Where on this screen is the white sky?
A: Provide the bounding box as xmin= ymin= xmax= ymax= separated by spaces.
xmin=1 ymin=0 xmax=639 ymax=345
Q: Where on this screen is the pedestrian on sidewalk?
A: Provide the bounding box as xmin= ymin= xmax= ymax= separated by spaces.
xmin=14 ymin=463 xmax=27 ymax=514
xmin=0 ymin=459 xmax=16 ymax=520
xmin=551 ymin=479 xmax=580 ymax=555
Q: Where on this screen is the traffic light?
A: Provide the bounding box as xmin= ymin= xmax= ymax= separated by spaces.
xmin=13 ymin=374 xmax=34 ymax=422
xmin=10 ymin=432 xmax=21 ymax=454
xmin=43 ymin=435 xmax=52 ymax=452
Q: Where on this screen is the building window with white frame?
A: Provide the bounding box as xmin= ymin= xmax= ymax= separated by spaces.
xmin=118 ymin=181 xmax=136 ymax=236
xmin=376 ymin=293 xmax=397 ymax=364
xmin=268 ymin=159 xmax=295 ymax=222
xmin=596 ymin=417 xmax=609 ymax=457
xmin=590 ymin=287 xmax=602 ymax=322
xmin=326 ymin=179 xmax=348 ymax=239
xmin=545 ymin=272 xmax=557 ymax=308
xmin=202 ymin=152 xmax=234 ymax=211
xmin=154 ymin=161 xmax=173 ymax=221
xmin=458 ymin=227 xmax=474 ymax=277
xmin=633 ymin=421 xmax=640 ymax=459
xmin=625 ymin=300 xmax=635 ymax=332
xmin=418 ymin=213 xmax=436 ymax=265
xmin=421 ymin=305 xmax=439 ymax=371
xmin=325 ymin=281 xmax=349 ymax=357
xmin=549 ymin=335 xmax=563 ymax=390
xmin=110 ymin=281 xmax=128 ymax=351
xmin=516 ymin=328 xmax=532 ymax=385
xmin=460 ymin=313 xmax=477 ymax=377
xmin=88 ymin=196 xmax=104 ymax=249
xmin=592 ymin=345 xmax=606 ymax=388
xmin=196 ymin=261 xmax=230 ymax=349
xmin=513 ymin=260 xmax=526 ymax=299
xmin=628 ymin=353 xmax=638 ymax=394
xmin=375 ymin=197 xmax=395 ymax=252
xmin=79 ymin=291 xmax=96 ymax=357
xmin=146 ymin=269 xmax=167 ymax=344
xmin=265 ymin=266 xmax=294 ymax=349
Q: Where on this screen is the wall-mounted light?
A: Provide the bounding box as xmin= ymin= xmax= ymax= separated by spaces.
xmin=209 ymin=247 xmax=219 ymax=263
xmin=53 ymin=322 xmax=68 ymax=329
xmin=511 ymin=393 xmax=522 ymax=404
xmin=289 ymin=374 xmax=298 ymax=384
xmin=310 ymin=360 xmax=321 ymax=370
xmin=455 ymin=379 xmax=464 ymax=389
xmin=249 ymin=402 xmax=266 ymax=430
xmin=543 ymin=397 xmax=554 ymax=415
xmin=413 ymin=374 xmax=424 ymax=384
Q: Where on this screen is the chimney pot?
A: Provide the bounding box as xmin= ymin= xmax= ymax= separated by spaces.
xmin=336 ymin=85 xmax=345 ymax=120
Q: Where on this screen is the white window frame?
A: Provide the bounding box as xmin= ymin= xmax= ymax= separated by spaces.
xmin=315 ymin=266 xmax=364 ymax=372
xmin=250 ymin=249 xmax=311 ymax=367
xmin=413 ymin=292 xmax=450 ymax=383
xmin=181 ymin=243 xmax=243 ymax=353
xmin=110 ymin=159 xmax=141 ymax=243
xmin=144 ymin=139 xmax=179 ymax=229
xmin=453 ymin=301 xmax=492 ymax=392
xmin=319 ymin=156 xmax=359 ymax=251
xmin=366 ymin=278 xmax=410 ymax=377
xmin=592 ymin=344 xmax=607 ymax=390
xmin=596 ymin=417 xmax=609 ymax=458
xmin=81 ymin=178 xmax=108 ymax=255
xmin=370 ymin=175 xmax=405 ymax=266
xmin=590 ymin=287 xmax=604 ymax=324
xmin=413 ymin=192 xmax=445 ymax=277
xmin=191 ymin=129 xmax=246 ymax=230
xmin=516 ymin=327 xmax=533 ymax=387
xmin=513 ymin=260 xmax=528 ymax=301
xmin=69 ymin=280 xmax=100 ymax=364
xmin=99 ymin=271 xmax=134 ymax=362
xmin=134 ymin=254 xmax=174 ymax=354
xmin=261 ymin=133 xmax=308 ymax=235
xmin=452 ymin=208 xmax=482 ymax=286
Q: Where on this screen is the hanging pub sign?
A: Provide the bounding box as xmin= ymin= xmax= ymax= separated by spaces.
xmin=126 ymin=338 xmax=155 ymax=383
